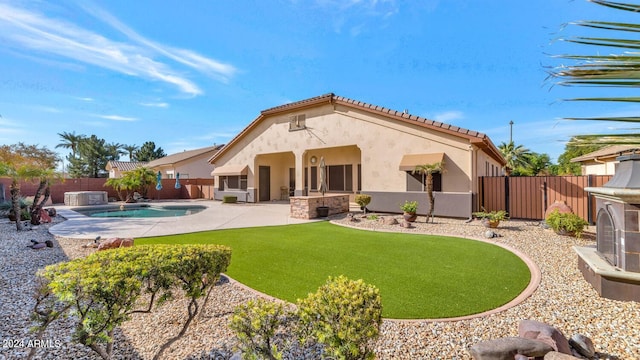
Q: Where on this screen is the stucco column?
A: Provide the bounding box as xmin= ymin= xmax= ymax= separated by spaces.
xmin=294 ymin=150 xmax=305 ymax=196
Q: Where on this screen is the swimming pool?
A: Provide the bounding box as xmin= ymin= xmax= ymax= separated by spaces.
xmin=72 ymin=204 xmax=207 ymax=218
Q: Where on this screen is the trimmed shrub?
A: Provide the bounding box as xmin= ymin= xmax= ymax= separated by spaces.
xmin=355 ymin=194 xmax=372 ymax=212
xmin=34 ymin=244 xmax=232 ymax=360
xmin=296 ymin=275 xmax=382 ymax=360
xmin=230 ymin=299 xmax=287 ymax=360
xmin=230 ymin=276 xmax=382 ymax=360
xmin=223 ymin=195 xmax=238 ymax=203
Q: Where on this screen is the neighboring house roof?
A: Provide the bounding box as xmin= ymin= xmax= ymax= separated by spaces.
xmin=570 ymin=145 xmax=640 ymax=163
xmin=209 ymin=93 xmax=506 ymax=165
xmin=147 ymin=145 xmax=224 ymax=168
xmin=106 ymin=161 xmax=147 ymax=172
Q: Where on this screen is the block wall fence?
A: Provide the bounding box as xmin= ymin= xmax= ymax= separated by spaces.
xmin=0 ymin=178 xmax=215 ymax=204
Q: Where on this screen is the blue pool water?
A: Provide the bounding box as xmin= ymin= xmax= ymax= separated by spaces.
xmin=73 ymin=205 xmax=206 ymax=218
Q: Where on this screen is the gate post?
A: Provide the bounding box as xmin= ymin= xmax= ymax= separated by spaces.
xmin=504 ymin=176 xmax=510 ymax=215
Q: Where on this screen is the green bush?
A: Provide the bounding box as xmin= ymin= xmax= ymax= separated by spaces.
xmin=545 ymin=210 xmax=589 ymax=238
xmin=230 ymin=276 xmax=382 ymax=360
xmin=230 ymin=299 xmax=287 ymax=360
xmin=400 ymin=200 xmax=418 ymax=213
xmin=34 ymin=244 xmax=232 ymax=360
xmin=223 ymin=195 xmax=238 ymax=203
xmin=296 ymin=275 xmax=382 ymax=360
xmin=472 ymin=210 xmax=508 ymax=221
xmin=355 ymin=194 xmax=372 ymax=209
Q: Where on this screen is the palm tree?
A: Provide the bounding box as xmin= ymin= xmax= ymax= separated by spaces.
xmin=123 ymin=144 xmax=139 ymax=161
xmin=551 ymin=0 xmax=640 ymax=146
xmin=56 ymin=131 xmax=86 ymax=158
xmin=106 ymin=142 xmax=126 ymax=161
xmin=413 ymin=161 xmax=444 ymax=223
xmin=498 ymin=141 xmax=531 ymax=176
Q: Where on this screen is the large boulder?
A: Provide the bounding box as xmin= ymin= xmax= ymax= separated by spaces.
xmin=382 ymin=217 xmax=398 ymax=225
xmin=97 ymin=237 xmax=134 ymax=251
xmin=569 ymin=334 xmax=595 ymax=359
xmin=469 ymin=337 xmax=554 ymax=360
xmin=519 ymin=320 xmax=572 ymax=354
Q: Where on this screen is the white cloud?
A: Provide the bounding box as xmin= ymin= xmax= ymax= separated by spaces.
xmin=0 ymin=2 xmax=237 ymax=96
xmin=139 ymin=102 xmax=169 ymax=108
xmin=95 ymin=114 xmax=138 ymax=121
xmin=433 ymin=110 xmax=464 ymax=123
xmin=77 ymin=97 xmax=94 ymax=102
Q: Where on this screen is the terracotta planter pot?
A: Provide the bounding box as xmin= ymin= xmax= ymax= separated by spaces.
xmin=403 ymin=212 xmax=417 ymax=222
xmin=482 ymin=219 xmax=500 ymax=228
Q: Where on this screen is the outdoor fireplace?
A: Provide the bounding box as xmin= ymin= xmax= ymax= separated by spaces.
xmin=577 ymin=154 xmax=640 ymax=301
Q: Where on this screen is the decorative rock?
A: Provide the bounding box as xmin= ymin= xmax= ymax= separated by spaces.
xmin=519 ymin=320 xmax=572 ymax=354
xmin=569 ymin=334 xmax=595 ymax=359
xmin=544 ymin=200 xmax=573 ymax=219
xmin=469 ymin=337 xmax=554 ymax=360
xmin=485 ymin=230 xmax=496 ymax=239
xmin=399 ymin=220 xmax=413 ymax=228
xmin=544 ymin=351 xmax=583 ymax=360
xmin=514 ymin=355 xmax=532 ymax=360
xmin=383 ymin=217 xmax=398 ymax=225
xmin=97 ymin=237 xmax=134 ymax=251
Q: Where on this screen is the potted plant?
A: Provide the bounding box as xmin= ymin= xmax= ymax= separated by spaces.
xmin=545 ymin=210 xmax=589 ymax=238
xmin=473 ymin=210 xmax=508 ymax=228
xmin=401 ymin=201 xmax=418 ymax=222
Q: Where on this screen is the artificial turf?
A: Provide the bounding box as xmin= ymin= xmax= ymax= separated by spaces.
xmin=136 ymin=221 xmax=531 ymax=319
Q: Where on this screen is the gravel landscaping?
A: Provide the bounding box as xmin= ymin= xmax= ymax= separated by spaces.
xmin=1 ymin=213 xmax=639 ymax=359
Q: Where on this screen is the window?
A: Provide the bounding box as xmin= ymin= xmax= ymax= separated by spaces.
xmin=289 ymin=114 xmax=306 ymax=131
xmin=219 ymin=175 xmax=247 ymax=191
xmin=327 ymin=165 xmax=353 ymax=192
xmin=406 ymin=172 xmax=442 ymax=192
xmin=311 ymin=166 xmax=317 ymax=190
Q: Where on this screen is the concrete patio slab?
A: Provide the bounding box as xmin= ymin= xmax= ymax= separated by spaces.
xmin=49 ymin=200 xmax=317 ymax=239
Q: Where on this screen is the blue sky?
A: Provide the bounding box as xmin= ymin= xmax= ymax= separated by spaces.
xmin=1 ymin=0 xmax=638 ymax=165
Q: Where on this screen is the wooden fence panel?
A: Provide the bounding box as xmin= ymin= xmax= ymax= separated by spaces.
xmin=479 ymin=175 xmax=613 ymax=222
xmin=479 ymin=176 xmax=506 ymax=213
xmin=508 ymin=176 xmax=545 ymax=220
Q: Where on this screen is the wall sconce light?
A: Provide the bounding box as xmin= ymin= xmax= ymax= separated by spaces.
xmin=310 ymin=156 xmax=317 ymax=164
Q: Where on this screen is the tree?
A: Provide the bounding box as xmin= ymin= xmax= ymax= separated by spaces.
xmin=511 ymin=152 xmax=553 ymax=176
xmin=556 ymin=142 xmax=605 ymax=175
xmin=135 ymin=142 xmax=166 ymax=162
xmin=413 ymin=161 xmax=445 ymax=222
xmin=551 ymin=0 xmax=640 ymax=146
xmin=105 ymin=167 xmax=156 ymax=201
xmin=105 ymin=142 xmax=126 ymax=161
xmin=56 ymin=131 xmax=86 ymax=158
xmin=0 ymin=143 xmax=59 ymax=230
xmin=498 ymin=141 xmax=531 ymax=176
xmin=66 ymin=135 xmax=111 ymax=178
xmin=123 ymin=144 xmax=139 ymax=161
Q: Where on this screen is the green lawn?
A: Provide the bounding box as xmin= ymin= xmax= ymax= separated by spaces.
xmin=137 ymin=222 xmax=531 ymax=319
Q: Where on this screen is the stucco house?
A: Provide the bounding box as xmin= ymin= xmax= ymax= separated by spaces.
xmin=208 ymin=93 xmax=505 ymax=218
xmin=106 ymin=145 xmax=223 ymax=179
xmin=571 ymin=145 xmax=640 ymax=175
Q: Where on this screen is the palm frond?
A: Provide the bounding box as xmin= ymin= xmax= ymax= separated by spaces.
xmin=589 ymin=0 xmax=640 ymax=13
xmin=564 ymin=116 xmax=640 ymax=122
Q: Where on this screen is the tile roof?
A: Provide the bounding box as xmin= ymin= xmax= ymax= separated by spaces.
xmin=147 ymin=145 xmax=223 ymax=167
xmin=211 ymin=93 xmax=505 ymax=165
xmin=571 ymin=145 xmax=640 ymax=163
xmin=106 ymin=161 xmax=147 ymax=172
